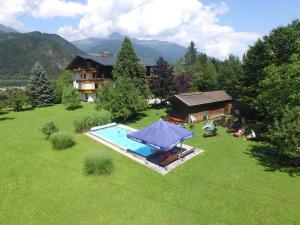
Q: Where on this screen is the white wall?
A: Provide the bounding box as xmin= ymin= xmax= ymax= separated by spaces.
xmin=88 ymin=93 xmax=96 ymax=102
xmin=81 ymin=92 xmax=96 ymax=102
xmin=73 ymin=72 xmax=97 ymax=90
xmin=79 ymin=82 xmax=95 ymax=90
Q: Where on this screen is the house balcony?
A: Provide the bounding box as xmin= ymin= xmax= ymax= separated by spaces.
xmin=77 ymin=88 xmax=97 ymax=93
xmin=73 ymin=67 xmax=97 ymax=74
xmin=75 ymin=78 xmax=111 ymax=83
xmin=75 ymin=79 xmax=110 ymax=93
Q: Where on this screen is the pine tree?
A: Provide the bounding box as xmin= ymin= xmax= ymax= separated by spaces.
xmin=185 ymin=41 xmax=197 ymax=66
xmin=218 ymin=54 xmax=243 ymax=97
xmin=27 ymin=62 xmax=56 ymax=107
xmin=193 ymin=54 xmax=218 ymax=91
xmin=149 ymin=57 xmax=175 ymax=101
xmin=240 ymin=39 xmax=272 ymax=109
xmin=112 ymin=37 xmax=146 ymax=79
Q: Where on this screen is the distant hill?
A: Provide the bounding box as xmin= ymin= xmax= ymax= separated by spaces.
xmin=0 ymin=24 xmax=18 ymax=33
xmin=0 ymin=30 xmax=187 ymax=87
xmin=73 ymin=32 xmax=186 ymax=63
xmin=0 ymin=31 xmax=84 ymax=86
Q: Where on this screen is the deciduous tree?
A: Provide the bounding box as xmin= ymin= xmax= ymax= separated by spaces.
xmin=96 ymin=77 xmax=147 ymax=121
xmin=62 ymin=85 xmax=81 ymax=110
xmin=269 ymin=107 xmax=300 ymax=157
xmin=149 ymin=57 xmax=175 ymax=101
xmin=53 ymin=70 xmax=73 ymax=103
xmin=257 ymin=55 xmax=300 ymax=123
xmin=6 ymin=88 xmax=29 ymax=111
xmin=175 ymin=74 xmax=192 ymax=93
xmin=240 ymin=39 xmax=272 ymax=110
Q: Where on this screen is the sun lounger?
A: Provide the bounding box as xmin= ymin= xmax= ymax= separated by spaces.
xmin=233 ymin=129 xmax=245 ymax=137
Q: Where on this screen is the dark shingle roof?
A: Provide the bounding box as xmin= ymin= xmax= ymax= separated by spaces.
xmin=174 ymin=90 xmax=232 ymax=106
xmin=76 ymin=54 xmax=156 ymax=67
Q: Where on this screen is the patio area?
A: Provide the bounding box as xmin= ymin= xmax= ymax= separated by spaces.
xmin=86 ymin=122 xmax=203 ymax=175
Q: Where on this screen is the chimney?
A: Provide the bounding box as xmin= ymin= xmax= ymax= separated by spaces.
xmin=102 ymin=51 xmax=110 ymax=57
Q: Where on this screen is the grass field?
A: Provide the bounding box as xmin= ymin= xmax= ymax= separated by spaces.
xmin=0 ymin=104 xmax=299 ymax=225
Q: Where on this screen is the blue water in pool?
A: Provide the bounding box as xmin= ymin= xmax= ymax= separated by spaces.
xmin=91 ymin=125 xmax=157 ymax=158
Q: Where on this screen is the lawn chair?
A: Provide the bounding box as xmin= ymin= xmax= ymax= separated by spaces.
xmin=227 ymin=120 xmax=242 ymax=133
xmin=246 ymin=130 xmax=256 ymax=140
xmin=214 ymin=116 xmax=226 ymax=126
xmin=202 ymin=114 xmax=215 ymax=131
xmin=203 ymin=128 xmax=218 ymax=138
xmin=233 ymin=129 xmax=245 ymax=137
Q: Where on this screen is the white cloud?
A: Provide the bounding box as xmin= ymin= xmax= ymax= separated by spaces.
xmin=0 ymin=0 xmax=27 ymax=30
xmin=0 ymin=0 xmax=261 ymax=58
xmin=31 ymin=0 xmax=84 ymax=18
xmin=0 ymin=0 xmax=85 ymax=31
xmin=57 ymin=0 xmax=260 ymax=58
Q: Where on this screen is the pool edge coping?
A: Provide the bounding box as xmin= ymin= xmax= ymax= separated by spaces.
xmin=85 ymin=124 xmax=204 ymax=175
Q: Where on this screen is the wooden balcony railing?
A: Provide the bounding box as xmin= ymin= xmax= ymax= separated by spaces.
xmin=77 ymin=88 xmax=97 ymax=93
xmin=73 ymin=67 xmax=97 ymax=74
xmin=75 ymin=78 xmax=111 ymax=83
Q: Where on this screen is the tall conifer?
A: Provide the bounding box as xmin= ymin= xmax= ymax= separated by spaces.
xmin=112 ymin=37 xmax=145 ymax=79
xmin=27 ymin=62 xmax=56 ymax=107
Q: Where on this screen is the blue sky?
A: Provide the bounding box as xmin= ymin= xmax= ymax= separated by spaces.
xmin=1 ymin=0 xmax=299 ymax=58
xmin=202 ymin=0 xmax=300 ymax=34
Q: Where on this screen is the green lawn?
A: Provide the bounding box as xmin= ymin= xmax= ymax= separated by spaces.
xmin=0 ymin=104 xmax=299 ymax=225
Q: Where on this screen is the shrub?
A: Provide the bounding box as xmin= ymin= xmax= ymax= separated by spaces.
xmin=269 ymin=107 xmax=300 ymax=157
xmin=49 ymin=131 xmax=75 ymax=150
xmin=0 ymin=89 xmax=9 ymax=109
xmin=84 ymin=152 xmax=114 ymax=175
xmin=95 ymin=77 xmax=147 ymax=122
xmin=41 ymin=121 xmax=59 ymax=139
xmin=62 ymin=84 xmax=81 ymax=110
xmin=53 ymin=70 xmax=73 ymax=103
xmin=6 ymin=88 xmax=30 ymax=111
xmin=74 ymin=110 xmax=112 ymax=132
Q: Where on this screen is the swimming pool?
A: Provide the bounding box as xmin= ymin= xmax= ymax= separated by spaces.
xmin=90 ymin=124 xmax=158 ymax=158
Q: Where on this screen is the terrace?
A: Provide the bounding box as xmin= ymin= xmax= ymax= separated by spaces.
xmin=87 ymin=122 xmax=203 ymax=175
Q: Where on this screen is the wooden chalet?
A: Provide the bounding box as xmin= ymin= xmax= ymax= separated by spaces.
xmin=66 ymin=52 xmax=156 ymax=102
xmin=169 ymin=90 xmax=233 ymax=123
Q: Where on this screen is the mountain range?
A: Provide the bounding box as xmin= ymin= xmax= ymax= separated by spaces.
xmin=0 ymin=29 xmax=83 ymax=86
xmin=0 ymin=25 xmax=186 ymax=87
xmin=72 ymin=32 xmax=186 ymax=63
xmin=0 ymin=24 xmax=18 ymax=34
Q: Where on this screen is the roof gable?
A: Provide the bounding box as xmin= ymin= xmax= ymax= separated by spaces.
xmin=174 ymin=90 xmax=232 ymax=106
xmin=67 ymin=54 xmax=156 ymax=69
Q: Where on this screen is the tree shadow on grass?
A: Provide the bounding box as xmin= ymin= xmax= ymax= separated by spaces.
xmin=22 ymin=107 xmax=35 ymax=111
xmin=246 ymin=144 xmax=300 ymax=177
xmin=0 ymin=109 xmax=14 ymax=121
xmin=122 ymin=112 xmax=148 ymax=124
xmin=150 ymin=103 xmax=168 ymax=110
xmin=66 ymin=105 xmax=83 ymax=111
xmin=0 ymin=117 xmax=14 ymax=121
xmin=0 ymin=110 xmax=8 ymax=115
